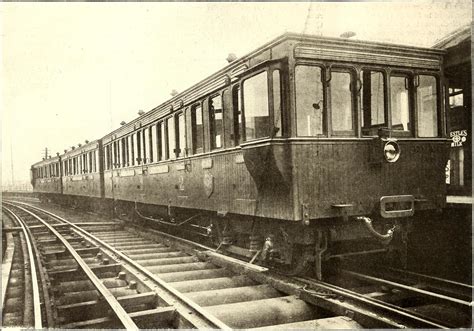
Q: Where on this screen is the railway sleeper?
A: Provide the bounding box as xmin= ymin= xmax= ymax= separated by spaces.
xmin=159 ymin=268 xmax=233 ymax=283
xmin=131 ymin=251 xmax=188 ymax=261
xmin=136 ymin=255 xmax=198 ymax=266
xmin=121 ymin=246 xmax=176 ymax=254
xmin=185 ymin=284 xmax=282 ymax=306
xmin=55 ymin=276 xmax=129 ymax=294
xmin=37 ymin=236 xmax=84 ymax=245
xmin=106 ymin=243 xmax=167 ymax=250
xmin=57 ymin=292 xmax=159 ymax=323
xmin=251 ymin=316 xmax=363 ymax=330
xmin=171 ymin=274 xmax=257 ymax=293
xmin=43 ymin=246 xmax=100 ymax=258
xmin=2 ymin=312 xmax=24 ymax=327
xmin=60 ymin=306 xmax=175 ymax=329
xmin=207 ymin=295 xmax=319 ymax=329
xmin=57 ymin=286 xmax=141 ymax=305
xmin=98 ymin=237 xmax=155 ymax=244
xmin=50 ymin=264 xmax=121 ymax=283
xmin=146 ymin=261 xmax=216 ymax=274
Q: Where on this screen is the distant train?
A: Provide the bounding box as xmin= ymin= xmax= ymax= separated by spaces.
xmin=31 ymin=33 xmax=449 ymax=279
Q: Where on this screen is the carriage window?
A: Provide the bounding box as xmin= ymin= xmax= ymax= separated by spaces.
xmin=243 ymin=71 xmax=269 ymax=140
xmin=390 ymin=75 xmax=411 ymax=132
xmin=142 ymin=128 xmax=148 ymax=164
xmin=112 ymin=142 xmax=116 ymax=168
xmin=273 ymin=70 xmax=282 ymax=137
xmin=296 ymin=66 xmax=324 ymax=136
xmin=126 ymin=136 xmax=132 ymax=167
xmin=167 ymin=117 xmax=176 ymax=159
xmin=121 ymin=138 xmax=127 ymax=167
xmin=361 ymin=70 xmax=386 ymax=136
xmin=130 ymin=135 xmax=135 ymax=166
xmin=232 ymin=86 xmax=243 ymax=145
xmin=151 ymin=126 xmax=157 ymax=163
xmin=191 ymin=104 xmax=204 ymax=153
xmin=449 ymin=88 xmax=463 ymax=107
xmin=417 ymin=75 xmax=438 ymax=137
xmin=177 ymin=113 xmax=186 ymax=157
xmin=136 ymin=131 xmax=142 ymax=164
xmin=125 ymin=137 xmax=130 ymax=166
xmin=85 ymin=154 xmax=88 ymax=172
xmin=146 ymin=127 xmax=153 ymax=163
xmin=331 ymin=71 xmax=354 ymax=134
xmin=158 ymin=122 xmax=165 ymax=161
xmin=209 ymin=95 xmax=223 ymax=149
xmin=116 ymin=142 xmax=121 ymax=168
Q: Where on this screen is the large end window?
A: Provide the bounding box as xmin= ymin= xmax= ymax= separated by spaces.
xmin=331 ymin=71 xmax=354 ymax=134
xmin=209 ymin=95 xmax=223 ymax=149
xmin=390 ymin=75 xmax=411 ymax=133
xmin=417 ymin=75 xmax=439 ymax=137
xmin=191 ymin=104 xmax=204 ymax=153
xmin=296 ymin=66 xmax=324 ymax=136
xmin=361 ymin=70 xmax=386 ymax=136
xmin=243 ymin=71 xmax=269 ymax=140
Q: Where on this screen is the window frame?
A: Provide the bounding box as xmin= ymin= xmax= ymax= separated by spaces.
xmin=209 ymin=93 xmax=225 ymax=150
xmin=240 ymin=64 xmax=283 ymax=142
xmin=388 ymin=70 xmax=415 ymax=137
xmin=294 ymin=62 xmax=328 ymax=137
xmin=166 ymin=116 xmax=176 ymax=160
xmin=360 ymin=67 xmax=388 ymax=137
xmin=176 ymin=111 xmax=187 ymax=158
xmin=328 ymin=66 xmax=358 ymax=137
xmin=414 ymin=72 xmax=441 ymax=138
xmin=191 ymin=102 xmax=205 ymax=154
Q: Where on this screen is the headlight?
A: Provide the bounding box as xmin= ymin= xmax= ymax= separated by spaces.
xmin=384 ymin=140 xmax=400 ymax=163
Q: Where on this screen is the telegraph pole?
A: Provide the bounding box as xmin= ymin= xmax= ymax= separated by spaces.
xmin=10 ymin=140 xmax=14 ymax=187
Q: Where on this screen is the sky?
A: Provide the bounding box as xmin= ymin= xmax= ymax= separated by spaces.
xmin=0 ymin=1 xmax=471 ymax=187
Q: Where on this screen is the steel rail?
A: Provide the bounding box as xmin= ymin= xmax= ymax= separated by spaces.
xmin=4 ymin=202 xmax=138 ymax=330
xmin=9 ymin=200 xmax=232 ymax=330
xmin=297 ymin=276 xmax=448 ymax=329
xmin=1 ymin=214 xmax=16 ymax=309
xmin=339 ymin=269 xmax=472 ymax=310
xmin=385 ymin=266 xmax=473 ymax=300
xmin=3 ymin=207 xmax=43 ymax=329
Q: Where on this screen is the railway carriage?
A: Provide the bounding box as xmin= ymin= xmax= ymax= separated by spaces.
xmin=31 ymin=156 xmax=62 ymax=199
xmin=59 ymin=140 xmax=103 ymax=208
xmin=32 ymin=33 xmax=449 ymax=279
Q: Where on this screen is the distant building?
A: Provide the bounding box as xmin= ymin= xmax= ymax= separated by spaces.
xmin=433 ymin=24 xmax=471 ymax=196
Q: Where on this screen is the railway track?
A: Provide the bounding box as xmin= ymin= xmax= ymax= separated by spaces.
xmin=2 ymin=210 xmax=40 ymax=327
xmin=2 ymin=199 xmax=472 ymax=329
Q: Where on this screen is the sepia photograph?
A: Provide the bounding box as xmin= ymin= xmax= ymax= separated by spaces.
xmin=1 ymin=0 xmax=472 ymax=329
